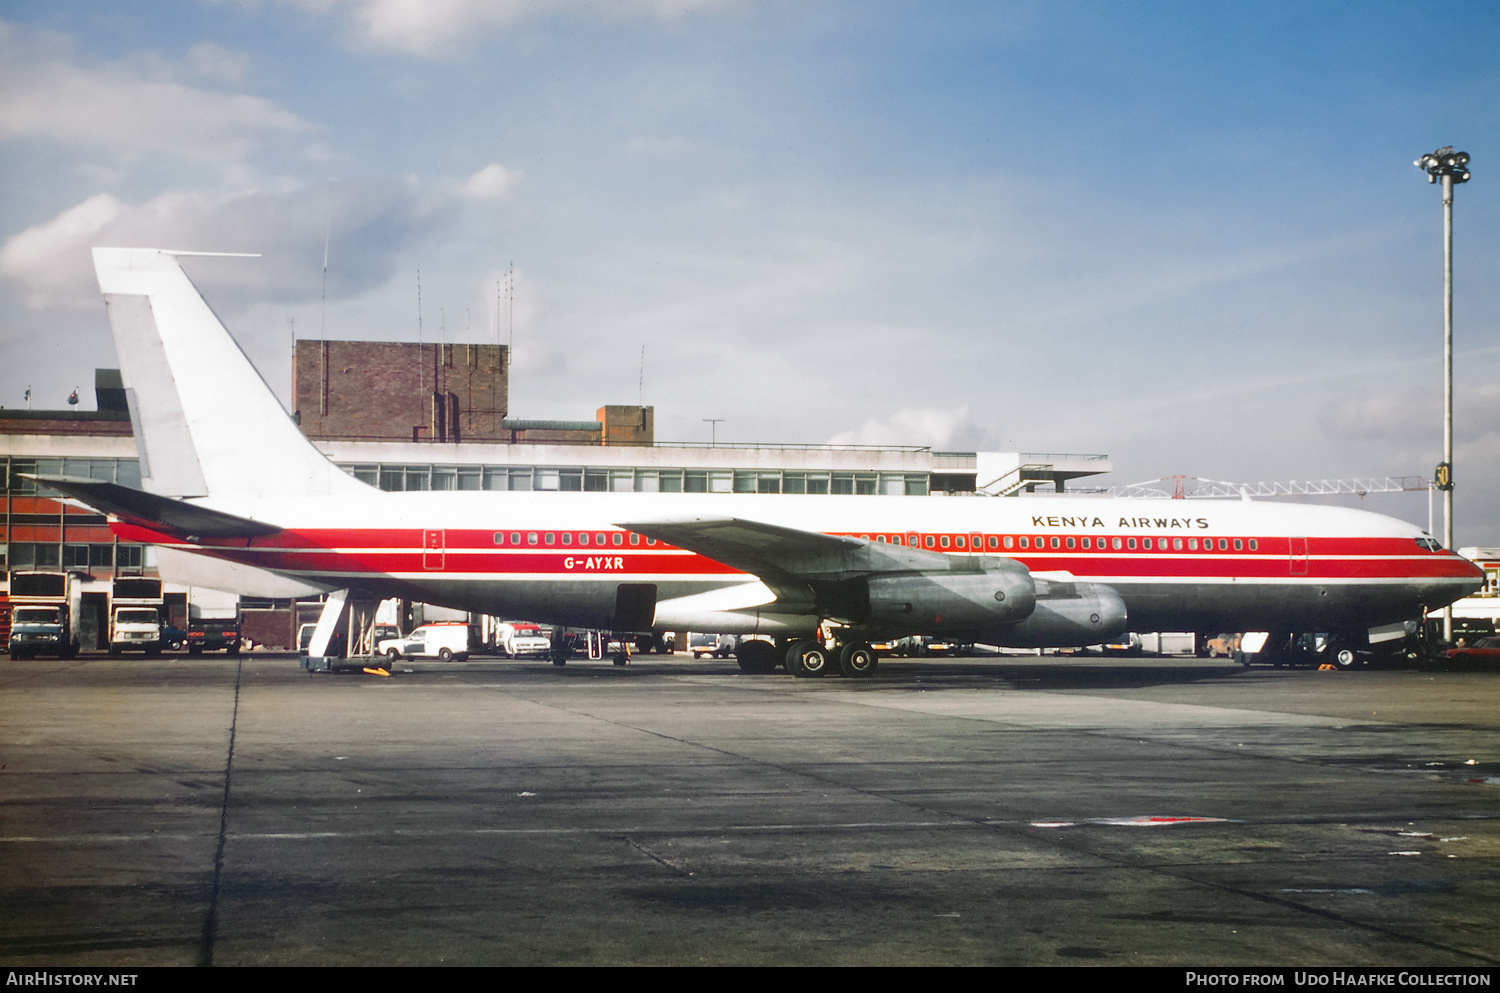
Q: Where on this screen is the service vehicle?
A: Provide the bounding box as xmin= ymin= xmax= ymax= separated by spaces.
xmin=687 ymin=632 xmax=735 ymax=659
xmin=187 ymin=616 xmax=241 ymax=655
xmin=8 ymin=572 xmax=82 ymax=660
xmin=495 ymin=621 xmax=550 ymax=657
xmin=376 ymin=622 xmax=472 ymax=662
xmin=109 ymin=577 xmax=165 ymax=655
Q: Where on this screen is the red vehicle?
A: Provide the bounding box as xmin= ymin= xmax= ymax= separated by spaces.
xmin=1441 ymin=636 xmax=1500 ymax=659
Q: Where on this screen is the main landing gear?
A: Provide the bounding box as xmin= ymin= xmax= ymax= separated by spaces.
xmin=780 ymin=638 xmax=878 ymax=679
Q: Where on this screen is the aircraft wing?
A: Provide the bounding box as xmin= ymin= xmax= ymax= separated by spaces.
xmin=29 ymin=475 xmax=282 ymax=539
xmin=618 ymin=514 xmax=971 ymax=606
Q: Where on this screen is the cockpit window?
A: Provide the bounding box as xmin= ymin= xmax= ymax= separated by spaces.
xmin=1415 ymin=537 xmax=1443 ymax=551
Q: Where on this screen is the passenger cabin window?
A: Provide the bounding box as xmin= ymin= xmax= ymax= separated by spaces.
xmin=1004 ymin=536 xmax=1014 ymax=549
xmin=544 ymin=533 xmax=555 ymax=545
xmin=1050 ymin=537 xmax=1060 ymax=549
xmin=941 ymin=536 xmax=951 ymax=548
xmin=1233 ymin=539 xmax=1243 ymax=550
xmin=1066 ymin=537 xmax=1075 ymax=549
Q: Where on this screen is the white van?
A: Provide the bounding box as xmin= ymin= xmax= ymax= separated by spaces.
xmin=376 ymin=623 xmax=471 ymax=662
xmin=495 ymin=622 xmax=551 ymax=657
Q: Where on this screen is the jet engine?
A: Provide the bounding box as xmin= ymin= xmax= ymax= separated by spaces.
xmin=860 ymin=564 xmax=1126 ymax=649
xmin=865 ymin=558 xmax=1037 ymax=631
xmin=988 ymin=579 xmax=1128 ymax=648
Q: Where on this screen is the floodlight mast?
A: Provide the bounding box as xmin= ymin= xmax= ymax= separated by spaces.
xmin=1414 ymin=147 xmax=1470 ymax=645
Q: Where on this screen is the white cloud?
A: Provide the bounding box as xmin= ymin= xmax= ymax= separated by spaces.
xmin=461 ymin=163 xmax=522 ymax=202
xmin=276 ymin=0 xmax=731 ymax=56
xmin=0 ymin=24 xmax=310 ymax=161
xmin=187 ymin=42 xmax=252 ymax=84
xmin=827 ymin=407 xmax=1000 ymax=451
xmin=0 ymin=180 xmax=460 ymax=311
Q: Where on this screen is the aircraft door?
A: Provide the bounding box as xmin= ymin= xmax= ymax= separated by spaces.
xmin=424 ymin=529 xmax=445 ymax=570
xmin=1289 ymin=536 xmax=1308 ymax=576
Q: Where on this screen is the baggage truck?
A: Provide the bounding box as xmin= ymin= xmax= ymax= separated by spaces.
xmin=109 ymin=577 xmax=165 ymax=656
xmin=8 ymin=572 xmax=82 ymax=660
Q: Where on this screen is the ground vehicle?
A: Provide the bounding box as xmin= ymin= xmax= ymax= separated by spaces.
xmin=495 ymin=621 xmax=550 ymax=657
xmin=109 ymin=577 xmax=164 ymax=655
xmin=298 ymin=622 xmax=318 ymax=653
xmin=8 ymin=572 xmax=82 ymax=659
xmin=1101 ymin=633 xmax=1144 ymax=656
xmin=187 ymin=617 xmax=240 ymax=655
xmin=376 ymin=623 xmax=471 ymax=661
xmin=54 ymin=247 xmax=1486 ymax=679
xmin=688 ymin=632 xmax=735 ymax=659
xmin=1205 ymin=633 xmax=1240 ymax=657
xmin=1441 ymin=636 xmax=1500 ymax=659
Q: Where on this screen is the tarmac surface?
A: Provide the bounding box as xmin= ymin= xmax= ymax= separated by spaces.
xmin=1 ymin=651 xmax=1497 ymax=967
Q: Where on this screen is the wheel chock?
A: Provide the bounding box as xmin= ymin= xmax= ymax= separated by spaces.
xmin=362 ymin=666 xmax=391 ymax=677
xmin=1318 ymin=663 xmax=1337 ymax=671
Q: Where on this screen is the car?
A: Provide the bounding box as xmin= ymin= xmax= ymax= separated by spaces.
xmin=1441 ymin=636 xmax=1500 ymax=659
xmin=376 ymin=623 xmax=471 ymax=662
xmin=160 ymin=624 xmax=186 ymax=651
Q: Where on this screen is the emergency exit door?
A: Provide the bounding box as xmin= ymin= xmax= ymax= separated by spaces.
xmin=423 ymin=529 xmax=445 ymax=570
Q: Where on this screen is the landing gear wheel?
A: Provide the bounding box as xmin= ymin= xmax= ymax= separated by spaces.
xmin=735 ymin=640 xmax=778 ymax=674
xmin=551 ymin=649 xmax=568 ymax=667
xmin=838 ymin=642 xmax=878 ymax=678
xmin=785 ymin=640 xmax=831 ymax=678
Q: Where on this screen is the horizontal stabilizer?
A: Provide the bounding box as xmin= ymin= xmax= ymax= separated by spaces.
xmin=30 ymin=475 xmax=282 ymax=538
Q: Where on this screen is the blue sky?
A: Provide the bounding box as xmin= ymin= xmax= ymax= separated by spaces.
xmin=2 ymin=1 xmax=1497 ymax=541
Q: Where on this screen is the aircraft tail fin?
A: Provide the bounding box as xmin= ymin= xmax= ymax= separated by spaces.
xmin=92 ymin=248 xmax=367 ymax=501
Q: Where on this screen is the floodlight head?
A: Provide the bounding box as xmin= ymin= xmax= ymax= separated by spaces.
xmin=1416 ymin=146 xmax=1472 ymax=184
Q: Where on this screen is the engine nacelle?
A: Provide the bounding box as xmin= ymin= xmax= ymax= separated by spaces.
xmin=989 ymin=581 xmax=1128 ymax=648
xmin=866 ymin=560 xmax=1036 ymax=632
